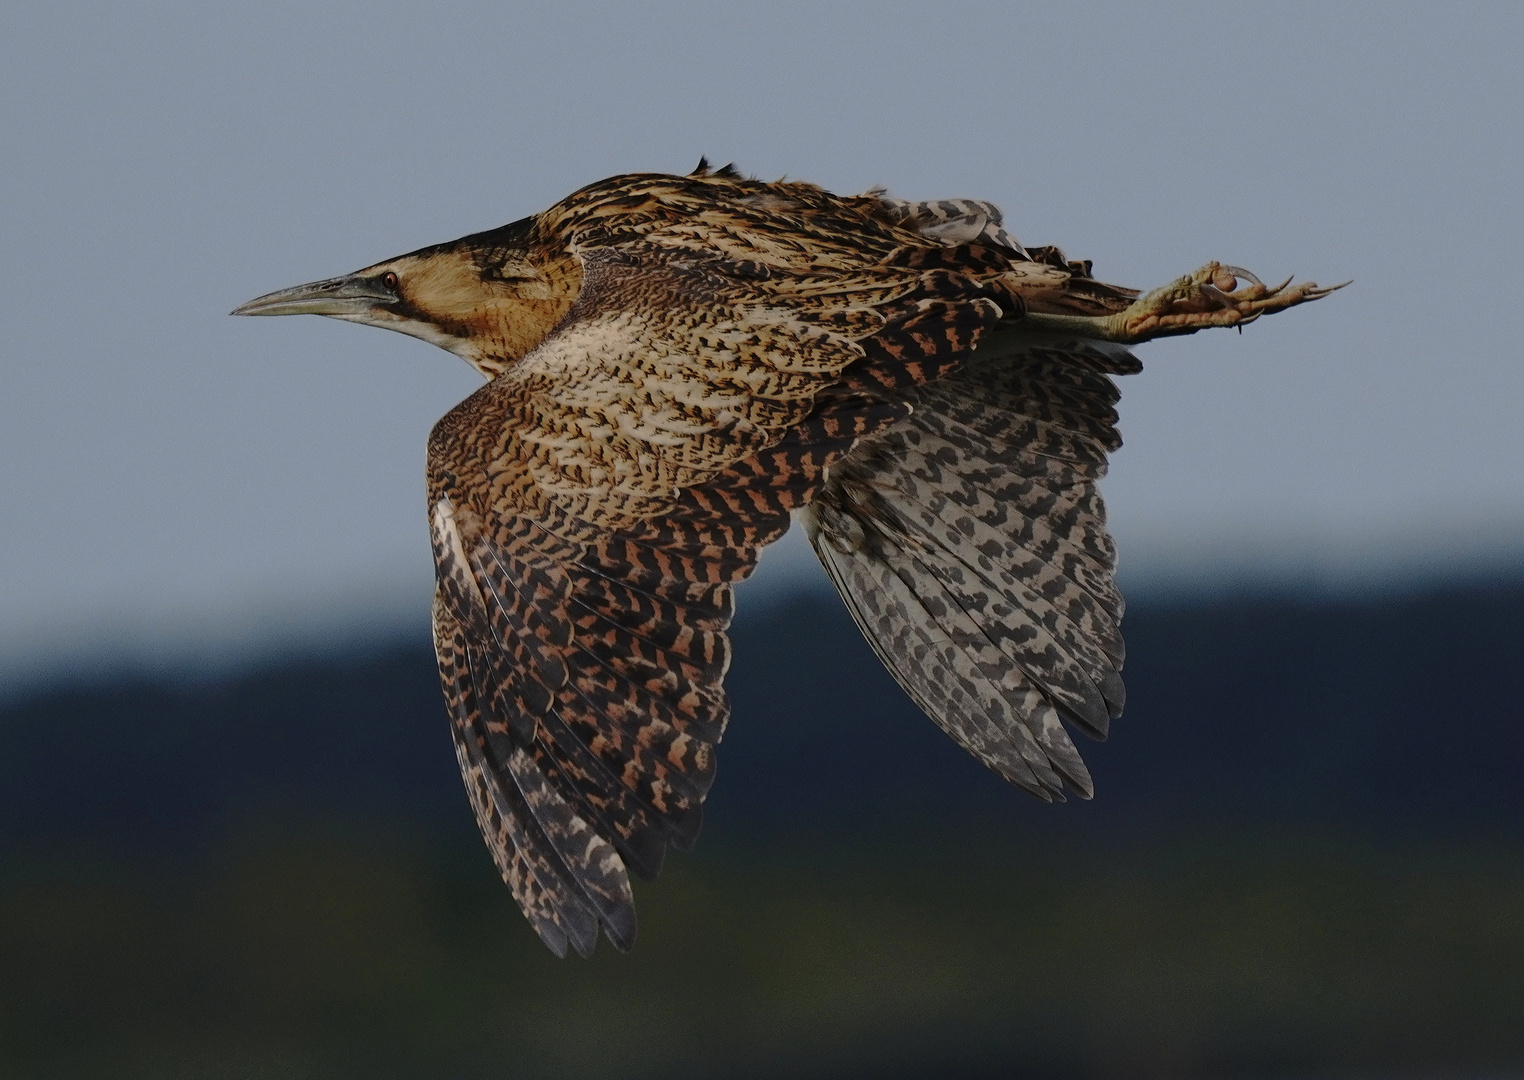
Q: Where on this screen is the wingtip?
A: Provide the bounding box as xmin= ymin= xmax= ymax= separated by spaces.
xmin=616 ymin=831 xmax=667 ymax=882
xmin=566 ymin=917 xmax=599 ymax=960
xmin=602 ymin=905 xmax=639 ymax=953
xmin=534 ymin=919 xmax=570 ymax=959
xmin=665 ymin=803 xmax=704 ymax=852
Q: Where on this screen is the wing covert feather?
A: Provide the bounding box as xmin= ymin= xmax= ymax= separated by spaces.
xmin=427 ymin=230 xmax=1008 ymax=953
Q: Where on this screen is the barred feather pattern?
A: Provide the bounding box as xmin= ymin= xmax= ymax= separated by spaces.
xmin=238 ymin=163 xmax=1337 ymax=957
xmin=431 ymin=393 xmax=915 ymax=955
xmin=426 ymin=208 xmax=1001 ymax=954
xmin=876 ymin=195 xmax=1033 ymax=261
xmin=801 ymin=340 xmax=1143 ymax=802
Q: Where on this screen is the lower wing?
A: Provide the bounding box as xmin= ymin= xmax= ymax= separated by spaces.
xmin=802 ymin=338 xmax=1141 ymax=801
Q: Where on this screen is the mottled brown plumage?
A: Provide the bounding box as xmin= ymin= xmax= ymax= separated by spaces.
xmin=235 ymin=161 xmax=1341 ymax=956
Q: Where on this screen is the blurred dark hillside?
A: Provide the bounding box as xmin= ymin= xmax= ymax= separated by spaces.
xmin=1 ymin=582 xmax=1522 ymax=1078
xmin=6 ymin=581 xmax=1522 ymax=851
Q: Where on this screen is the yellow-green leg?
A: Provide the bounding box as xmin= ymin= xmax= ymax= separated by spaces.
xmin=1023 ymin=262 xmax=1347 ymax=345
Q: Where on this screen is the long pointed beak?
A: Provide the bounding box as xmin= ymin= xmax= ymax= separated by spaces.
xmin=231 ymin=274 xmax=395 ymax=317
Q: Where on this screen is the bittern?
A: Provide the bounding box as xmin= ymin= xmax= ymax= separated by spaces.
xmin=234 ymin=161 xmax=1340 ymax=957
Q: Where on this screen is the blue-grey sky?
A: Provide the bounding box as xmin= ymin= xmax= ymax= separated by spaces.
xmin=2 ymin=1 xmax=1521 ymax=682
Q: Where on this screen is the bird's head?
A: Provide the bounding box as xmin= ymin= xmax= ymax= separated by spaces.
xmin=232 ymin=216 xmax=580 ymax=377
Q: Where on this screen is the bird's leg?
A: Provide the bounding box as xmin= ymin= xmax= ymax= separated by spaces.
xmin=1021 ymin=263 xmax=1346 ymax=344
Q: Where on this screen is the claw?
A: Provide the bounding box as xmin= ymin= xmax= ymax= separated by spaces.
xmin=1218 ymin=265 xmax=1263 ymax=289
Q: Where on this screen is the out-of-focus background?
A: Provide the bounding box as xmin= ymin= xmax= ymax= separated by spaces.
xmin=1 ymin=3 xmax=1521 ymax=1077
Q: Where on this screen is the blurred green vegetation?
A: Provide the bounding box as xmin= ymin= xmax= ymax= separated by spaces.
xmin=3 ymin=827 xmax=1522 ymax=1079
xmin=4 ymin=584 xmax=1523 ymax=1077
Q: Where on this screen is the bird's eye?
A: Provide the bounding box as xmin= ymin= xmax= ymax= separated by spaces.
xmin=382 ymin=271 xmax=399 ymax=291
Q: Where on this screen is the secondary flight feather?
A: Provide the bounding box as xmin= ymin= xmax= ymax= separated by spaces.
xmin=234 ymin=161 xmax=1341 ymax=957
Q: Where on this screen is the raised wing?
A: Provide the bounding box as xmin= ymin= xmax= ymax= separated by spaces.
xmin=878 ymin=195 xmax=1033 ymax=259
xmin=801 ymin=337 xmax=1140 ymax=802
xmin=427 ymin=241 xmax=1011 ymax=955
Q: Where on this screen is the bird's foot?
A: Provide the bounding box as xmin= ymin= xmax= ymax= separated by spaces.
xmin=1021 ymin=263 xmax=1346 ymax=344
xmin=1106 ymin=263 xmax=1345 ymax=343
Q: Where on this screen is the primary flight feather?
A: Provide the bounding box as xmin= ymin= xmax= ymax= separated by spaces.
xmin=234 ymin=161 xmax=1340 ymax=957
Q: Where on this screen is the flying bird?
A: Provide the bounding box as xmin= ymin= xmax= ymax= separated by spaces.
xmin=234 ymin=162 xmax=1340 ymax=957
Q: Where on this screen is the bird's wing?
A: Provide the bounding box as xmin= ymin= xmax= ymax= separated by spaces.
xmin=427 ymin=242 xmax=1007 ymax=956
xmin=876 ymin=195 xmax=1032 ymax=259
xmin=801 ymin=336 xmax=1140 ymax=802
